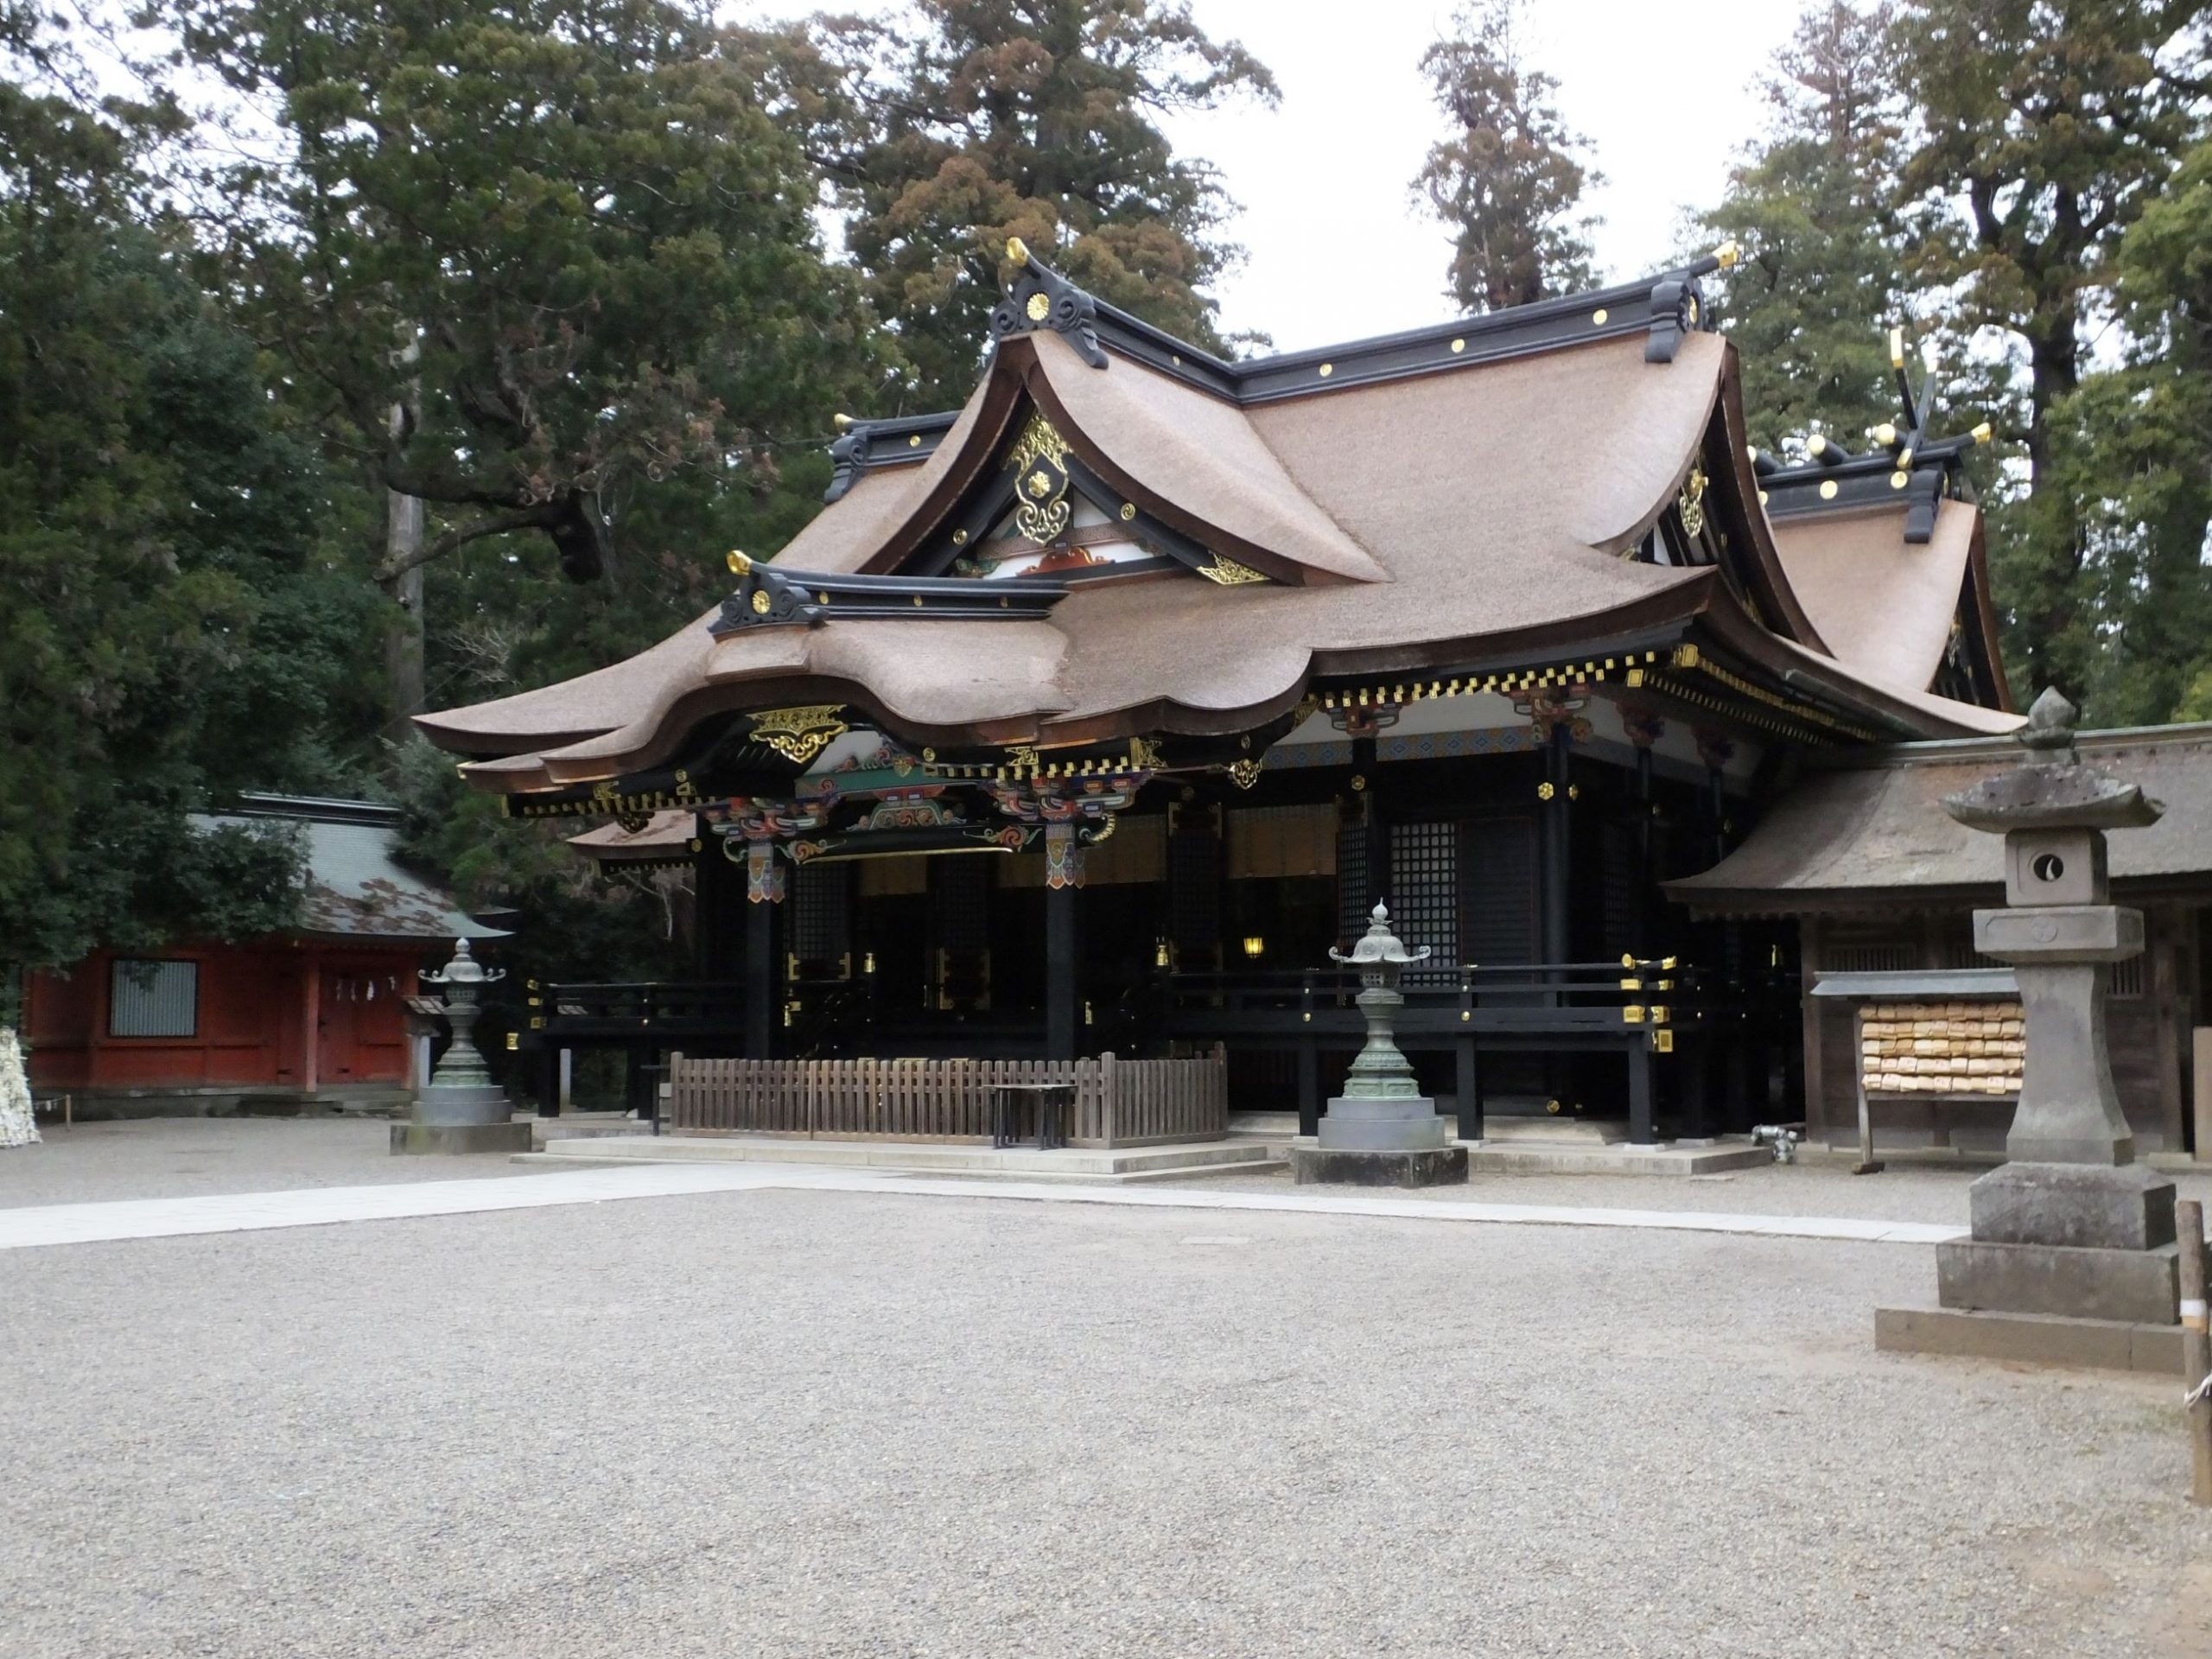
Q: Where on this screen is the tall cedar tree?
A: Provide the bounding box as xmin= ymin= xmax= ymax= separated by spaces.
xmin=802 ymin=0 xmax=1277 ymax=406
xmin=1695 ymin=3 xmax=1910 ymax=453
xmin=2074 ymin=134 xmax=2212 ymax=722
xmin=169 ymin=0 xmax=897 ymax=728
xmin=0 ymin=23 xmax=357 ymax=969
xmin=1891 ymin=0 xmax=2211 ymax=707
xmin=1413 ymin=0 xmax=1599 ymax=314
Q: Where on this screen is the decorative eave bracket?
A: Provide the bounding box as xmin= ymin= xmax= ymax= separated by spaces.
xmin=989 ymin=238 xmax=1109 ymax=369
xmin=710 ymin=550 xmax=1066 ymax=638
xmin=1752 ymin=330 xmax=1993 ymax=543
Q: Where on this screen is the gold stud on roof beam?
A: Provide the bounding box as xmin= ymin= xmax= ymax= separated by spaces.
xmin=832 ymin=412 xmax=853 ymax=432
xmin=727 ymin=549 xmax=752 ymax=574
xmin=1870 ymin=422 xmax=1897 ymax=447
xmin=1970 ymin=421 xmax=1993 ymax=444
xmin=1711 ymin=240 xmax=1740 ymax=269
xmin=1889 ymin=326 xmax=1906 ymax=369
xmin=1007 ymin=235 xmax=1030 ymax=264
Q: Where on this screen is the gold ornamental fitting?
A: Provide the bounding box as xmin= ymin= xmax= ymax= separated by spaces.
xmin=1711 ymin=239 xmax=1740 ymax=270
xmin=1007 ymin=235 xmax=1030 ymax=264
xmin=1970 ymin=420 xmax=1993 ymax=445
xmin=1870 ymin=422 xmax=1897 ymax=447
xmin=831 ymin=412 xmax=853 ymax=431
xmin=1889 ymin=326 xmax=1906 ymax=368
xmin=727 ymin=549 xmax=752 ymax=575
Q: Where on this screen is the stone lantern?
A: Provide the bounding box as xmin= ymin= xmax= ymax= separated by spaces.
xmin=1923 ymin=690 xmax=2180 ymax=1331
xmin=1289 ymin=903 xmax=1469 ymax=1187
xmin=391 ymin=938 xmax=533 ymax=1156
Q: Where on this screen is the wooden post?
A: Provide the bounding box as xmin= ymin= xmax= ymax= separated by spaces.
xmin=1540 ymin=723 xmax=1572 ymax=969
xmin=1046 ymin=876 xmax=1079 ymax=1063
xmin=745 ymin=890 xmax=776 ymax=1060
xmin=2179 ymin=1198 xmax=2210 ymax=1506
xmin=1455 ymin=1036 xmax=1482 ymax=1142
xmin=301 ymin=953 xmax=321 ymax=1097
xmin=1626 ymin=1039 xmax=1656 ymax=1145
xmin=1799 ymin=916 xmax=1827 ymax=1141
xmin=1853 ymin=1005 xmax=1884 ymax=1175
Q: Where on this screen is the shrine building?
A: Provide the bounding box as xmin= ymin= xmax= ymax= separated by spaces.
xmin=417 ymin=240 xmax=2042 ymax=1147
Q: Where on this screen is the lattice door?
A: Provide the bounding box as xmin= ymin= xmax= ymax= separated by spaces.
xmin=1389 ymin=821 xmax=1459 ymax=984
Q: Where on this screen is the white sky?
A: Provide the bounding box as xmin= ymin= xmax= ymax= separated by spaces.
xmin=734 ymin=0 xmax=1803 ymax=350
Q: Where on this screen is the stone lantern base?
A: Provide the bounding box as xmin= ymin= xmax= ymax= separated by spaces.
xmin=391 ymin=1081 xmax=530 ymax=1156
xmin=1289 ymin=1093 xmax=1468 ymax=1185
xmin=1933 ymin=1160 xmax=2180 ymax=1325
xmin=1290 ymin=1144 xmax=1468 ymax=1187
xmin=391 ymin=1119 xmax=534 ymax=1156
xmin=1881 ymin=1161 xmax=2187 ymax=1369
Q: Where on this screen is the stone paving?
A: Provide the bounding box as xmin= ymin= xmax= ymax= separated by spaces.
xmin=3 ymin=1121 xmax=2209 ymax=1657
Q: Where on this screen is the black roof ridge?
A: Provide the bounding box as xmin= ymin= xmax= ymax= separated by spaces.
xmin=823 ymin=245 xmax=1741 ymax=499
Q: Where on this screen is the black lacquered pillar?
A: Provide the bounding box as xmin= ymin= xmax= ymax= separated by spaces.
xmin=741 ymin=842 xmax=784 ymax=1060
xmin=1045 ymin=822 xmax=1083 ymax=1063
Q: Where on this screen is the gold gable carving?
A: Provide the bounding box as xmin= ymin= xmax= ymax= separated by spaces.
xmin=749 ymin=706 xmax=849 ymax=766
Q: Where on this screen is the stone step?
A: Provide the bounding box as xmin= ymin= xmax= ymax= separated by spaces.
xmin=1475 ymin=1116 xmax=1628 ymax=1147
xmin=519 ymin=1135 xmax=1281 ymax=1184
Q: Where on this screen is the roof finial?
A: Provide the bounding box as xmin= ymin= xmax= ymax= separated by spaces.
xmin=1711 ymin=239 xmax=1740 ymax=270
xmin=2019 ymin=686 xmax=2078 ymax=757
xmin=1007 ymin=235 xmax=1030 ymax=265
xmin=727 ymin=549 xmax=752 ymax=575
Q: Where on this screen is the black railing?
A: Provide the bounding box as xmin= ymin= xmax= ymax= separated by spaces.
xmin=519 ymin=954 xmax=1787 ymax=1142
xmin=527 ymin=980 xmax=749 ymax=1038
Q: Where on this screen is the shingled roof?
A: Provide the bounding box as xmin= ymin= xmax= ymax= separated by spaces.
xmin=1669 ymin=724 xmax=2212 ymax=912
xmin=198 ymin=796 xmax=503 ymax=944
xmin=416 ymin=245 xmax=2019 ymax=797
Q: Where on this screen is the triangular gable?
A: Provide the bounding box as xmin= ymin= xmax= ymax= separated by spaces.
xmin=897 ymin=401 xmax=1270 ymax=588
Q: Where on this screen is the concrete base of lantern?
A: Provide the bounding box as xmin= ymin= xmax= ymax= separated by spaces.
xmin=391 ymin=1122 xmax=535 ymax=1157
xmin=1936 ymin=1237 xmax=2180 ymax=1326
xmin=1875 ymin=1305 xmax=2186 ymax=1375
xmin=1289 ymin=1144 xmax=1469 ymax=1187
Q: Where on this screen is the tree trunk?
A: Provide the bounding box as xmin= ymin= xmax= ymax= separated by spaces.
xmin=380 ymin=481 xmax=426 ymax=742
xmin=380 ymin=356 xmax=427 ymax=744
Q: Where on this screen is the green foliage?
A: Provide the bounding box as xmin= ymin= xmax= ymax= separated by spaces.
xmin=389 ymin=739 xmax=684 ymax=988
xmin=1694 ymin=3 xmax=1909 ymax=452
xmin=172 ymin=0 xmax=897 ymax=613
xmin=800 ymin=0 xmax=1278 ymax=404
xmin=0 ymin=40 xmax=346 ymax=968
xmin=1890 ymin=0 xmax=2210 ymax=707
xmin=1413 ymin=0 xmax=1599 ymax=314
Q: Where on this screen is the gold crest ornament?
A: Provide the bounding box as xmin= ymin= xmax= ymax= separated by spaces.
xmin=1004 ymin=411 xmax=1074 ymax=543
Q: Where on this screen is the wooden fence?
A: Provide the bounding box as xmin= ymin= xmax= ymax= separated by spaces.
xmin=666 ymin=1048 xmax=1226 ymax=1147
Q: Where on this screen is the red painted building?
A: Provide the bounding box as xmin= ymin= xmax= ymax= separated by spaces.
xmin=24 ymin=797 xmax=499 ymax=1116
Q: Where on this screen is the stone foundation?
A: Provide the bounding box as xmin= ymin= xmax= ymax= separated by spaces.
xmin=1289 ymin=1145 xmax=1468 ymax=1187
xmin=1936 ymin=1237 xmax=2179 ymax=1325
xmin=391 ymin=1122 xmax=534 ymax=1156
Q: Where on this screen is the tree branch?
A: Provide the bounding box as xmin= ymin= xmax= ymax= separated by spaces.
xmin=372 ymin=505 xmax=563 ymax=586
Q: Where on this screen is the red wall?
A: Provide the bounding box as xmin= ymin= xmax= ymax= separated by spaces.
xmin=26 ymin=941 xmax=425 ymax=1095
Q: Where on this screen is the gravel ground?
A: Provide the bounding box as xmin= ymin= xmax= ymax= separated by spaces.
xmin=1183 ymin=1157 xmax=2212 ymax=1226
xmin=5 ymin=1185 xmax=2209 ymax=1658
xmin=0 ymin=1116 xmax=539 ymax=1209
